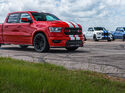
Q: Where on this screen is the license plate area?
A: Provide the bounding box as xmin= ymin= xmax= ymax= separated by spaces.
xmin=66 ymin=40 xmax=83 ymax=47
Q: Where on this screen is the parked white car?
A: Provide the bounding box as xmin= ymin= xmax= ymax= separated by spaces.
xmin=83 ymin=27 xmax=112 ymax=41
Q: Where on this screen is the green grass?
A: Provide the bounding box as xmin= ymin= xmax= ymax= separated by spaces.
xmin=0 ymin=57 xmax=125 ymax=93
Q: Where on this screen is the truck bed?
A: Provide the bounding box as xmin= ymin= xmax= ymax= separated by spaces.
xmin=0 ymin=24 xmax=3 ymax=43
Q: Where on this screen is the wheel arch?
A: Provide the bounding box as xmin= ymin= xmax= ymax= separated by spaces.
xmin=93 ymin=34 xmax=96 ymax=38
xmin=32 ymin=31 xmax=49 ymax=45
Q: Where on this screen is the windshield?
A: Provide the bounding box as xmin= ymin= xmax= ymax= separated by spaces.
xmin=94 ymin=27 xmax=106 ymax=31
xmin=31 ymin=12 xmax=60 ymax=21
xmin=123 ymin=28 xmax=125 ymax=31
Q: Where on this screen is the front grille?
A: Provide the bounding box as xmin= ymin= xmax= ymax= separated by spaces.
xmin=64 ymin=28 xmax=82 ymax=35
xmin=66 ymin=40 xmax=83 ymax=47
xmin=102 ymin=37 xmax=110 ymax=40
xmin=102 ymin=33 xmax=109 ymax=36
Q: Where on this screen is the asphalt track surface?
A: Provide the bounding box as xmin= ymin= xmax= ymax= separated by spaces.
xmin=0 ymin=40 xmax=125 ymax=78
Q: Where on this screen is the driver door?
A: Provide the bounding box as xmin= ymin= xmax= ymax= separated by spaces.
xmin=86 ymin=28 xmax=93 ymax=39
xmin=119 ymin=28 xmax=124 ymax=39
xmin=17 ymin=13 xmax=35 ymax=44
xmin=86 ymin=28 xmax=91 ymax=39
xmin=114 ymin=28 xmax=120 ymax=39
xmin=88 ymin=28 xmax=94 ymax=39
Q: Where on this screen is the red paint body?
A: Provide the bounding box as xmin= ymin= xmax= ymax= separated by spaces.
xmin=0 ymin=11 xmax=84 ymax=48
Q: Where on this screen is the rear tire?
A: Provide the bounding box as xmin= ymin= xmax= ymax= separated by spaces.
xmin=34 ymin=33 xmax=50 ymax=52
xmin=112 ymin=36 xmax=115 ymax=41
xmin=93 ymin=35 xmax=99 ymax=41
xmin=66 ymin=47 xmax=78 ymax=51
xmin=19 ymin=45 xmax=28 ymax=49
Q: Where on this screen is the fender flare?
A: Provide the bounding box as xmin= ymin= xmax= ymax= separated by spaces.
xmin=32 ymin=31 xmax=49 ymax=45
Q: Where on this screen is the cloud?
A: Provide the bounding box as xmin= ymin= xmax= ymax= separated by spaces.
xmin=0 ymin=0 xmax=125 ymax=31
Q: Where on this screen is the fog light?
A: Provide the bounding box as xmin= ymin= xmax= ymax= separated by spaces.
xmin=52 ymin=40 xmax=62 ymax=43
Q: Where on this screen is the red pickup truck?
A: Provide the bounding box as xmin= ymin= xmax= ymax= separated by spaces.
xmin=0 ymin=11 xmax=84 ymax=52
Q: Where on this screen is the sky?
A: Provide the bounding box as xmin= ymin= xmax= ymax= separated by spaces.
xmin=0 ymin=0 xmax=125 ymax=31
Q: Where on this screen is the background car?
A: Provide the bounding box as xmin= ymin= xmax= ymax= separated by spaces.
xmin=83 ymin=27 xmax=112 ymax=41
xmin=112 ymin=27 xmax=125 ymax=41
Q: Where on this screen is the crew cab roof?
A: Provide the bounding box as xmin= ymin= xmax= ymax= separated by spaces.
xmin=9 ymin=11 xmax=38 ymax=14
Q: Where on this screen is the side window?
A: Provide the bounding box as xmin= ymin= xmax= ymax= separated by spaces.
xmin=89 ymin=28 xmax=94 ymax=31
xmin=46 ymin=15 xmax=55 ymax=21
xmin=7 ymin=13 xmax=20 ymax=23
xmin=116 ymin=28 xmax=118 ymax=31
xmin=20 ymin=13 xmax=32 ymax=23
xmin=116 ymin=28 xmax=120 ymax=32
xmin=88 ymin=28 xmax=93 ymax=31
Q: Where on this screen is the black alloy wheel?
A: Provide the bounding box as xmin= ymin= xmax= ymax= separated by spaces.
xmin=107 ymin=39 xmax=112 ymax=42
xmin=123 ymin=35 xmax=125 ymax=41
xmin=93 ymin=35 xmax=99 ymax=41
xmin=112 ymin=35 xmax=115 ymax=41
xmin=34 ymin=33 xmax=49 ymax=52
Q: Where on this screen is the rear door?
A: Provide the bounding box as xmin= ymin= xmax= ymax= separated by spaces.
xmin=3 ymin=13 xmax=20 ymax=44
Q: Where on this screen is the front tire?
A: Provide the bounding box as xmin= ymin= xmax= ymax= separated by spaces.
xmin=66 ymin=47 xmax=78 ymax=51
xmin=33 ymin=33 xmax=50 ymax=52
xmin=123 ymin=35 xmax=125 ymax=41
xmin=107 ymin=39 xmax=112 ymax=42
xmin=112 ymin=36 xmax=115 ymax=41
xmin=93 ymin=35 xmax=99 ymax=41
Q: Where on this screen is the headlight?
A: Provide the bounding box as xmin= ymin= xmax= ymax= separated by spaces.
xmin=97 ymin=33 xmax=102 ymax=35
xmin=49 ymin=27 xmax=62 ymax=32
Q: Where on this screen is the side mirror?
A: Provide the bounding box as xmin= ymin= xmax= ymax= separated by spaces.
xmin=21 ymin=18 xmax=33 ymax=23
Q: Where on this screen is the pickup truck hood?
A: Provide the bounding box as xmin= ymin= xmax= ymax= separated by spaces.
xmin=36 ymin=20 xmax=81 ymax=28
xmin=49 ymin=20 xmax=81 ymax=28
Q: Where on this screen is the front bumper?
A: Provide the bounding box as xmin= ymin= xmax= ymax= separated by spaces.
xmin=96 ymin=35 xmax=112 ymax=40
xmin=66 ymin=40 xmax=83 ymax=47
xmin=48 ymin=36 xmax=84 ymax=47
